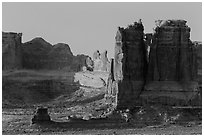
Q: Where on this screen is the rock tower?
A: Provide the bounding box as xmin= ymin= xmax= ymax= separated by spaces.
xmin=143 ymin=20 xmax=198 ymax=105
xmin=106 ymin=20 xmax=148 ymax=109
xmin=2 ymin=32 xmax=22 ymax=70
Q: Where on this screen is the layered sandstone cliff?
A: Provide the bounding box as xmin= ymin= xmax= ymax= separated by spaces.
xmin=142 ymin=20 xmax=199 ymax=106
xmin=2 ymin=33 xmax=89 ymax=71
xmin=2 ymin=32 xmax=22 ymax=70
xmin=106 ymin=21 xmax=148 ymax=109
xmin=106 ymin=20 xmax=200 ymax=109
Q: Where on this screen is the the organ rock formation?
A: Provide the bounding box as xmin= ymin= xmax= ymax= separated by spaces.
xmin=106 ymin=20 xmax=200 ymax=110
xmin=106 ymin=21 xmax=148 ymax=109
xmin=143 ymin=20 xmax=198 ymax=106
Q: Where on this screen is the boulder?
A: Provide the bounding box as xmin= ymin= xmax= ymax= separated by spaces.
xmin=31 ymin=107 xmax=51 ymax=124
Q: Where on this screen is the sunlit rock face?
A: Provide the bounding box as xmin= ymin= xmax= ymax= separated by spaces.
xmin=93 ymin=50 xmax=110 ymax=72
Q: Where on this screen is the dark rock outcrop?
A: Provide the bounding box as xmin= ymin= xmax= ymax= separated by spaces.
xmin=193 ymin=41 xmax=202 ymax=72
xmin=47 ymin=43 xmax=73 ymax=70
xmin=2 ymin=32 xmax=22 ymax=70
xmin=71 ymin=54 xmax=89 ymax=71
xmin=146 ymin=20 xmax=197 ymax=81
xmin=142 ymin=20 xmax=199 ymax=106
xmin=22 ymin=37 xmax=52 ymax=69
xmin=106 ymin=20 xmax=148 ymax=109
xmin=31 ymin=107 xmax=51 ymax=124
xmin=21 ymin=37 xmax=89 ymax=71
xmin=3 ymin=33 xmax=91 ymax=71
xmin=106 ymin=20 xmax=200 ymax=109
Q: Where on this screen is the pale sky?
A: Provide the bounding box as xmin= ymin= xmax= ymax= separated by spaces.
xmin=2 ymin=2 xmax=202 ymax=58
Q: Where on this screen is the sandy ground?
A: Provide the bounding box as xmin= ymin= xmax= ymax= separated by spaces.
xmin=2 ymin=108 xmax=202 ymax=135
xmin=2 ymin=70 xmax=202 ymax=135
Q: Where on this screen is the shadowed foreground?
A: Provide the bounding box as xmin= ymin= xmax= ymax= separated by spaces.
xmin=2 ymin=70 xmax=202 ymax=135
xmin=2 ymin=111 xmax=201 ymax=135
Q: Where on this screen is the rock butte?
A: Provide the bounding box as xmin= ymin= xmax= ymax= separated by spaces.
xmin=106 ymin=19 xmax=201 ymax=109
xmin=2 ymin=33 xmax=90 ymax=71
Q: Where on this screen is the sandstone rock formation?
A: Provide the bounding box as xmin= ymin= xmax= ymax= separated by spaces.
xmin=146 ymin=20 xmax=197 ymax=81
xmin=22 ymin=37 xmax=53 ymax=69
xmin=106 ymin=58 xmax=118 ymax=106
xmin=2 ymin=32 xmax=91 ymax=72
xmin=2 ymin=32 xmax=22 ymax=70
xmin=106 ymin=20 xmax=199 ymax=109
xmin=48 ymin=43 xmax=73 ymax=70
xmin=93 ymin=50 xmax=103 ymax=71
xmin=72 ymin=54 xmax=90 ymax=71
xmin=31 ymin=107 xmax=51 ymax=124
xmin=74 ymin=72 xmax=107 ymax=88
xmin=142 ymin=20 xmax=199 ymax=106
xmin=93 ymin=50 xmax=110 ymax=72
xmin=21 ymin=37 xmax=90 ymax=71
xmin=106 ymin=21 xmax=148 ymax=109
xmin=85 ymin=57 xmax=94 ymax=71
xmin=101 ymin=50 xmax=110 ymax=72
xmin=193 ymin=41 xmax=202 ymax=73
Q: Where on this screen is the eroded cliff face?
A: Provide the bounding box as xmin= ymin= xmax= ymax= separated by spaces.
xmin=22 ymin=38 xmax=76 ymax=70
xmin=2 ymin=32 xmax=22 ymax=70
xmin=22 ymin=37 xmax=53 ymax=69
xmin=106 ymin=20 xmax=200 ymax=109
xmin=143 ymin=20 xmax=199 ymax=106
xmin=92 ymin=50 xmax=110 ymax=72
xmin=48 ymin=43 xmax=74 ymax=70
xmin=146 ymin=20 xmax=197 ymax=81
xmin=2 ymin=32 xmax=90 ymax=71
xmin=106 ymin=21 xmax=148 ymax=109
xmin=72 ymin=54 xmax=89 ymax=72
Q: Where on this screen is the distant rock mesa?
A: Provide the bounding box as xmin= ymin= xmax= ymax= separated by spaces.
xmin=2 ymin=32 xmax=90 ymax=71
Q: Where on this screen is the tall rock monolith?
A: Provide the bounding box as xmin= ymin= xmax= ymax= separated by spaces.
xmin=101 ymin=50 xmax=110 ymax=72
xmin=2 ymin=32 xmax=22 ymax=70
xmin=143 ymin=20 xmax=198 ymax=105
xmin=93 ymin=50 xmax=103 ymax=71
xmin=106 ymin=20 xmax=148 ymax=109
